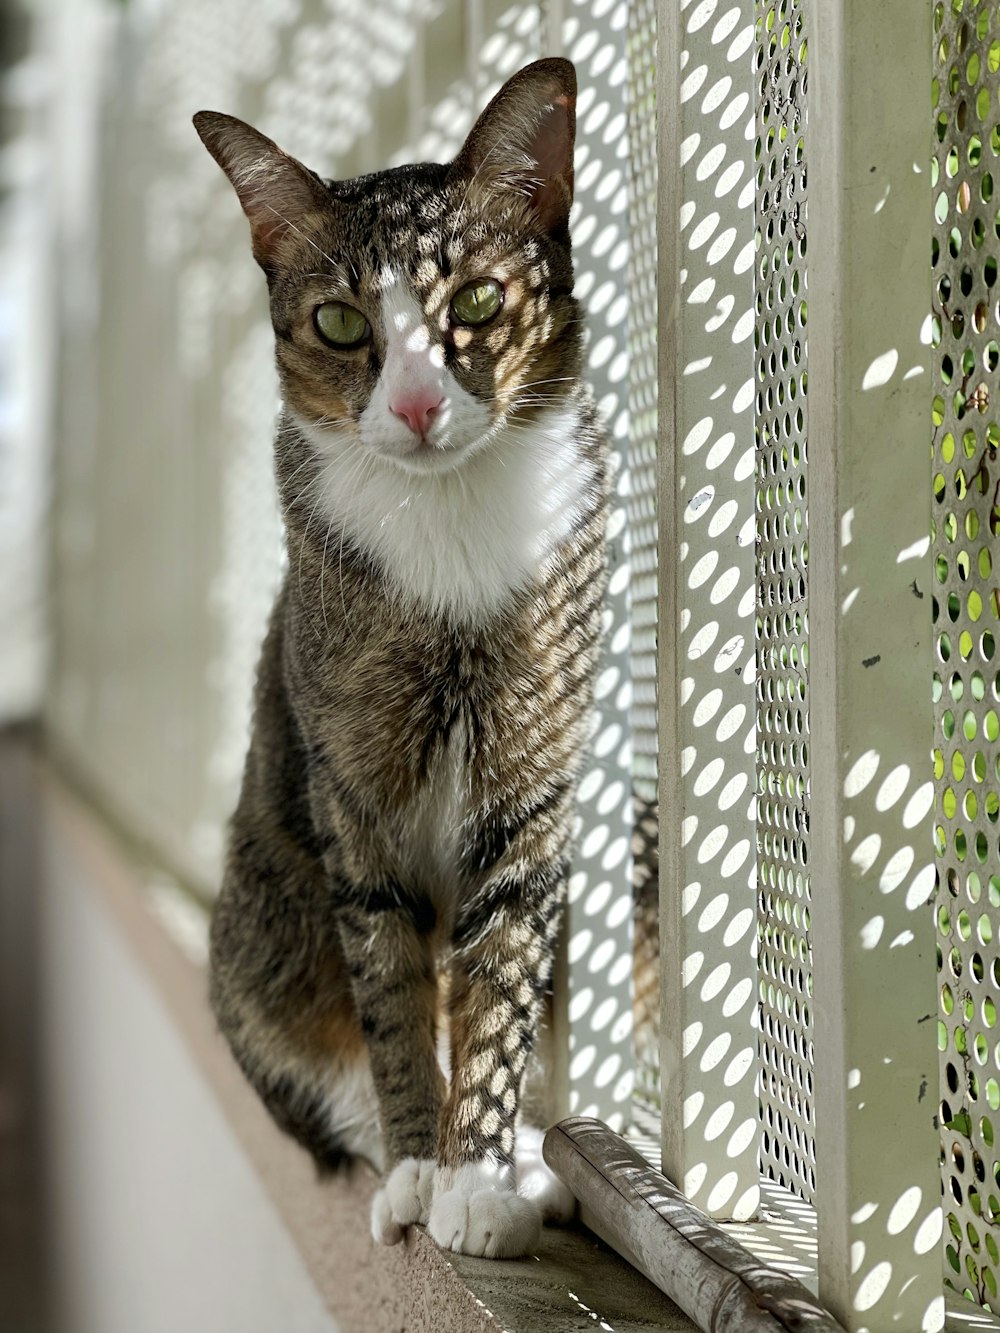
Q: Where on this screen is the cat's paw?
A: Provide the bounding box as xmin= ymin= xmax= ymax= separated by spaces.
xmin=370 ymin=1158 xmax=436 ymax=1246
xmin=515 ymin=1124 xmax=576 ymax=1224
xmin=428 ymin=1165 xmax=541 ymax=1258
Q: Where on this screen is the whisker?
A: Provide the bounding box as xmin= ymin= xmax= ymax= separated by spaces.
xmin=280 ymin=454 xmax=323 ymax=507
xmin=513 ymin=375 xmax=577 ymax=391
xmin=285 ymin=471 xmax=325 ymax=515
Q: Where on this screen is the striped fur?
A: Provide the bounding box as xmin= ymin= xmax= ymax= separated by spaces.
xmin=198 ymin=59 xmax=608 ymax=1258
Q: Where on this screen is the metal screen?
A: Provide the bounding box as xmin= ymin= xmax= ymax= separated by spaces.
xmin=626 ymin=0 xmax=658 ymax=808
xmin=625 ymin=0 xmax=660 ymax=1106
xmin=658 ymin=0 xmax=761 ymax=1221
xmin=658 ymin=0 xmax=954 ymax=1326
xmin=932 ymin=0 xmax=1000 ymax=1309
xmin=753 ymin=0 xmax=815 ymax=1204
xmin=545 ymin=0 xmax=636 ymax=1128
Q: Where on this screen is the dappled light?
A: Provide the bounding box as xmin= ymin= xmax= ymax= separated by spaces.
xmin=656 ymin=0 xmax=760 ymax=1227
xmin=553 ymin=0 xmax=635 ymax=1127
xmin=655 ymin=0 xmax=993 ymax=1327
xmin=32 ymin=30 xmax=641 ymax=1259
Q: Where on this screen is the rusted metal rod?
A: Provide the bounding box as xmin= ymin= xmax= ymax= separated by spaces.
xmin=543 ymin=1118 xmax=845 ymax=1333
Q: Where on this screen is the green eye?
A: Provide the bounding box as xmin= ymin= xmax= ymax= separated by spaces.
xmin=314 ymin=302 xmax=370 ymax=348
xmin=450 ymin=278 xmax=504 ymax=327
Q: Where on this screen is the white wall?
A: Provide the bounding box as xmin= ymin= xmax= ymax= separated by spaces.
xmin=39 ymin=807 xmax=340 ymax=1333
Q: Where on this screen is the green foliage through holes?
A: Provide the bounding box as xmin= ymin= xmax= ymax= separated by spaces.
xmin=934 ymin=0 xmax=1000 ymax=1312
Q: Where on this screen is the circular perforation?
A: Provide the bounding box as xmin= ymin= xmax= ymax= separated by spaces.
xmin=754 ymin=0 xmax=814 ymax=1203
xmin=933 ymin=0 xmax=1000 ymax=1311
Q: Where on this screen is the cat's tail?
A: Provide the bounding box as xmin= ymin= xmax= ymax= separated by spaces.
xmin=233 ymin=1041 xmax=384 ymax=1175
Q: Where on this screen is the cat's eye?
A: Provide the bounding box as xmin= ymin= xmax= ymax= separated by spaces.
xmin=450 ymin=278 xmax=504 ymax=327
xmin=314 ymin=301 xmax=370 ymax=348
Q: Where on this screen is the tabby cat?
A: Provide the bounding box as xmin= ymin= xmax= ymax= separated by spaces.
xmin=195 ymin=57 xmax=609 ymax=1260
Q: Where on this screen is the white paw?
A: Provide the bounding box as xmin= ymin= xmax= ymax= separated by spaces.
xmin=428 ymin=1186 xmax=542 ymax=1258
xmin=515 ymin=1124 xmax=576 ymax=1223
xmin=370 ymin=1158 xmax=436 ymax=1246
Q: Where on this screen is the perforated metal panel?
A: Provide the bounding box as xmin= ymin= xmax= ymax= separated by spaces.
xmin=754 ymin=0 xmax=814 ymax=1203
xmin=626 ymin=0 xmax=658 ymax=809
xmin=547 ymin=0 xmax=636 ymax=1128
xmin=932 ymin=0 xmax=1000 ymax=1310
xmin=657 ymin=0 xmax=760 ymax=1219
xmin=626 ymin=0 xmax=659 ymax=1108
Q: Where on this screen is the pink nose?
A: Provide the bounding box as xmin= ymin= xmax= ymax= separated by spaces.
xmin=390 ymin=393 xmax=443 ymax=438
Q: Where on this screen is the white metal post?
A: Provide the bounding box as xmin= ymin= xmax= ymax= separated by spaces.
xmin=931 ymin=0 xmax=1000 ymax=1318
xmin=547 ymin=0 xmax=636 ymax=1128
xmin=809 ymin=1 xmax=943 ymax=1328
xmin=657 ymin=0 xmax=760 ymax=1219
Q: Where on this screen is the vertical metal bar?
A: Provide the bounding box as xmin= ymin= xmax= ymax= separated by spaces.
xmin=625 ymin=0 xmax=659 ymax=819
xmin=546 ymin=0 xmax=635 ymax=1130
xmin=809 ymin=2 xmax=943 ymax=1328
xmin=624 ymin=0 xmax=659 ymax=1106
xmin=753 ymin=0 xmax=815 ymax=1207
xmin=931 ymin=3 xmax=1000 ymax=1315
xmin=543 ymin=0 xmax=564 ymax=53
xmin=657 ymin=0 xmax=760 ymax=1219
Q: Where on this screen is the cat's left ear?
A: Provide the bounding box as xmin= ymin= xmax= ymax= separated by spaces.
xmin=193 ymin=111 xmax=331 ymax=271
xmin=451 ymin=57 xmax=576 ymax=236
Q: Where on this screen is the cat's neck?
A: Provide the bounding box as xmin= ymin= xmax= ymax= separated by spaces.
xmin=288 ymin=400 xmax=599 ymax=626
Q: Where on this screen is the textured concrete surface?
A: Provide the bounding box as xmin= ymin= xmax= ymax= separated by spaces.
xmin=447 ymin=1225 xmax=698 ymax=1332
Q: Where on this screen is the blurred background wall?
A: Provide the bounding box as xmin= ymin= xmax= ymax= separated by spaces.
xmin=0 ymin=0 xmax=47 ymax=722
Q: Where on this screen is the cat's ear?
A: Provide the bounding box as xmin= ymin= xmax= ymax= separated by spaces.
xmin=193 ymin=112 xmax=330 ymax=270
xmin=451 ymin=57 xmax=576 ymax=236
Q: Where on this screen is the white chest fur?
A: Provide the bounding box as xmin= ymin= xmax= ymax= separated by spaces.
xmin=401 ymin=716 xmax=469 ymax=905
xmin=300 ymin=404 xmax=595 ymax=624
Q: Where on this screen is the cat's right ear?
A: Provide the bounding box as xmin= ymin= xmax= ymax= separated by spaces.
xmin=193 ymin=112 xmax=330 ymax=271
xmin=451 ymin=58 xmax=577 ymax=238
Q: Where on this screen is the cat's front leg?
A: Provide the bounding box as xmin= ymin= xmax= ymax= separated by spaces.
xmin=428 ymin=865 xmax=566 ymax=1259
xmin=333 ymin=894 xmax=444 ymax=1245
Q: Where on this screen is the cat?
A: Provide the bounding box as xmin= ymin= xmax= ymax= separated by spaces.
xmin=194 ymin=57 xmax=609 ymax=1260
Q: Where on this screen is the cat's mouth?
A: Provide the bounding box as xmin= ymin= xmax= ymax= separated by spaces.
xmin=382 ymin=436 xmax=481 ymax=476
